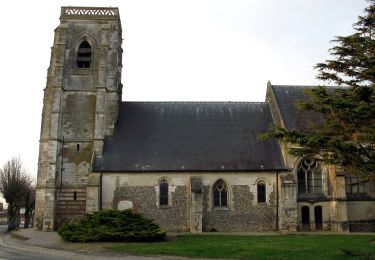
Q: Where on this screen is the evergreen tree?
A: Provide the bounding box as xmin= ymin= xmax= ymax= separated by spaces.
xmin=263 ymin=1 xmax=375 ymax=179
xmin=58 ymin=209 xmax=166 ymax=242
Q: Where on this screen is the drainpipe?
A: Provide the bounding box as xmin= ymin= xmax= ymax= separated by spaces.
xmin=60 ymin=136 xmax=64 ymax=192
xmin=276 ymin=171 xmax=279 ymax=231
xmin=99 ymin=172 xmax=103 ymax=210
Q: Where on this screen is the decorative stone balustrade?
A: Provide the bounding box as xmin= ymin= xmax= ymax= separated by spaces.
xmin=61 ymin=7 xmax=119 ymax=18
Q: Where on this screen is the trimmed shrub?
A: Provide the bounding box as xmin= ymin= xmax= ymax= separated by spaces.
xmin=58 ymin=209 xmax=166 ymax=242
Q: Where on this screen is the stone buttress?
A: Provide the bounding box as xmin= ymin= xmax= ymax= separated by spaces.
xmin=34 ymin=7 xmax=122 ymax=231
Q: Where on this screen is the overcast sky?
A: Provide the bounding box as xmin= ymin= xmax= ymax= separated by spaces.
xmin=0 ymin=1 xmax=368 ymax=203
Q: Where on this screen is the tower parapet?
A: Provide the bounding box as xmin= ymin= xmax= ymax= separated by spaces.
xmin=61 ymin=6 xmax=119 ymax=18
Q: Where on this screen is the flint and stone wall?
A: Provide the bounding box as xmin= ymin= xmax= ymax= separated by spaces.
xmin=113 ymin=185 xmax=189 ymax=231
xmin=102 ymin=172 xmax=278 ymax=232
xmin=202 ymin=185 xmax=277 ymax=232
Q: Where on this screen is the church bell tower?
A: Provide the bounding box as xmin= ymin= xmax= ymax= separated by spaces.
xmin=34 ymin=7 xmax=122 ymax=231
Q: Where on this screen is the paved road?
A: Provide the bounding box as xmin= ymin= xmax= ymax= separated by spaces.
xmin=0 ymin=225 xmax=70 ymax=260
xmin=0 ymin=225 xmax=194 ymax=260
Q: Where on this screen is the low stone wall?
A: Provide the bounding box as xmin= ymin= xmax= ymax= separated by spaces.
xmin=349 ymin=220 xmax=375 ymax=232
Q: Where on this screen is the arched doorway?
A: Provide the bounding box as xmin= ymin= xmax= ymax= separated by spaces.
xmin=314 ymin=206 xmax=323 ymax=230
xmin=301 ymin=206 xmax=310 ymax=231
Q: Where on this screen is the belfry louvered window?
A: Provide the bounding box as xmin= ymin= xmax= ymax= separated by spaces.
xmin=77 ymin=41 xmax=92 ymax=68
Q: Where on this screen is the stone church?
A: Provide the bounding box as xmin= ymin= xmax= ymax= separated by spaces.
xmin=34 ymin=7 xmax=375 ymax=233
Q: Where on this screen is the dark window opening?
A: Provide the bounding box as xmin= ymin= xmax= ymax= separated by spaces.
xmin=73 ymin=191 xmax=77 ymax=201
xmin=76 ymin=144 xmax=80 ymax=151
xmin=298 ymin=158 xmax=323 ymax=195
xmin=77 ymin=41 xmax=92 ymax=68
xmin=301 ymin=206 xmax=310 ymax=231
xmin=213 ymin=180 xmax=228 ymax=207
xmin=315 ymin=206 xmax=323 ymax=230
xmin=257 ymin=181 xmax=266 ymax=203
xmin=345 ymin=176 xmax=366 ymax=195
xmin=159 ymin=179 xmax=168 ymax=206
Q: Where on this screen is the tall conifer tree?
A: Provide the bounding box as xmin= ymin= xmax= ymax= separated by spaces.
xmin=264 ymin=1 xmax=375 ymax=179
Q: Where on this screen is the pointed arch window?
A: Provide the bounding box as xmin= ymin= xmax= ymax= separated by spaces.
xmin=159 ymin=178 xmax=169 ymax=206
xmin=297 ymin=158 xmax=323 ymax=195
xmin=77 ymin=41 xmax=92 ymax=68
xmin=213 ymin=180 xmax=228 ymax=207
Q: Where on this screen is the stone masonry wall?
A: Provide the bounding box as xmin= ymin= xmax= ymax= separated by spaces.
xmin=34 ymin=7 xmax=122 ymax=230
xmin=101 ymin=172 xmax=278 ymax=232
xmin=113 ymin=185 xmax=189 ymax=231
xmin=203 ymin=185 xmax=277 ymax=232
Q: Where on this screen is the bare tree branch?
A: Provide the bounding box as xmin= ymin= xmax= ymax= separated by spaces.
xmin=0 ymin=157 xmax=34 ymax=231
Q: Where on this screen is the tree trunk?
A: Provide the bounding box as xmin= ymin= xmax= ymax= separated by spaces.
xmin=23 ymin=206 xmax=34 ymax=228
xmin=30 ymin=209 xmax=35 ymax=228
xmin=7 ymin=205 xmax=20 ymax=231
xmin=24 ymin=191 xmax=30 ymax=228
xmin=24 ymin=208 xmax=30 ymax=228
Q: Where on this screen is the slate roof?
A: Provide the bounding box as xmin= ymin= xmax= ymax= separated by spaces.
xmin=271 ymin=85 xmax=323 ymax=131
xmin=93 ymin=102 xmax=286 ymax=172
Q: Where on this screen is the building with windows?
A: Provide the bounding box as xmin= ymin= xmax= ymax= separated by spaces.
xmin=34 ymin=7 xmax=375 ymax=233
xmin=0 ymin=203 xmax=7 ymax=225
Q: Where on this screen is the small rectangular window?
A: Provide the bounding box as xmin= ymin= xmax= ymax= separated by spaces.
xmin=257 ymin=183 xmax=266 ymax=203
xmin=159 ymin=182 xmax=169 ymax=206
xmin=345 ymin=176 xmax=366 ymax=195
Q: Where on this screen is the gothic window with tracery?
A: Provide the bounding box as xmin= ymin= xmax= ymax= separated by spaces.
xmin=159 ymin=178 xmax=169 ymax=206
xmin=297 ymin=158 xmax=323 ymax=195
xmin=77 ymin=41 xmax=92 ymax=68
xmin=213 ymin=180 xmax=228 ymax=207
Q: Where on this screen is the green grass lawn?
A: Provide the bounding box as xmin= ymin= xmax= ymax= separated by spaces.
xmin=109 ymin=234 xmax=375 ymax=259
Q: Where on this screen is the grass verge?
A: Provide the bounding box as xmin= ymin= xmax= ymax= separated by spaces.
xmin=109 ymin=234 xmax=375 ymax=259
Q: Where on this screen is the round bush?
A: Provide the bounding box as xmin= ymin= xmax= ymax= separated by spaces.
xmin=58 ymin=209 xmax=166 ymax=242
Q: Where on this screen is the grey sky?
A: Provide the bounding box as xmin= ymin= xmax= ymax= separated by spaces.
xmin=0 ymin=1 xmax=367 ymax=204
